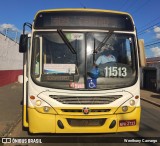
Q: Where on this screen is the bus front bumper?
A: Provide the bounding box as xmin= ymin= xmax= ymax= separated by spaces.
xmin=27 ymin=107 xmax=141 ymax=133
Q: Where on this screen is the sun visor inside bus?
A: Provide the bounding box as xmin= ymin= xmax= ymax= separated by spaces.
xmin=34 ymin=11 xmax=134 ymax=31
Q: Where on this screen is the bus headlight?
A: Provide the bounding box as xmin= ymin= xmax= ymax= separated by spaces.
xmin=130 ymin=100 xmax=135 ymax=106
xmin=29 ymin=96 xmax=57 ymax=114
xmin=115 ymin=98 xmax=137 ymax=114
xmin=115 ymin=105 xmax=135 ymax=114
xmin=43 ymin=106 xmax=50 ymax=112
xmin=36 ymin=100 xmax=42 ymax=106
xmin=115 ymin=95 xmax=139 ymax=114
xmin=122 ymin=106 xmax=128 ymax=112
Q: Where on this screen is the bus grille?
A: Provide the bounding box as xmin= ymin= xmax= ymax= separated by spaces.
xmin=49 ymin=95 xmax=122 ymax=104
xmin=67 ymin=118 xmax=106 ymax=127
xmin=61 ymin=109 xmax=111 ymax=113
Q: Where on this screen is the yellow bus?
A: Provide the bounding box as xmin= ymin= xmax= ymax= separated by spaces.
xmin=19 ymin=8 xmax=146 ymax=133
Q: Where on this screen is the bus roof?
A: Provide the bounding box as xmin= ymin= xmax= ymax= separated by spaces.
xmin=33 ymin=8 xmax=135 ymax=31
xmin=34 ymin=8 xmax=133 ymax=20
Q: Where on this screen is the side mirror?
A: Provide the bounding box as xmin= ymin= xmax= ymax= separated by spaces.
xmin=19 ymin=34 xmax=28 ymax=53
xmin=138 ymin=39 xmax=146 ymax=67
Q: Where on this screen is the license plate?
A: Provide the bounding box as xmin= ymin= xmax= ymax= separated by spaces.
xmin=119 ymin=120 xmax=136 ymax=127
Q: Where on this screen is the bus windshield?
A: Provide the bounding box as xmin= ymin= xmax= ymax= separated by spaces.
xmin=31 ymin=31 xmax=137 ymax=90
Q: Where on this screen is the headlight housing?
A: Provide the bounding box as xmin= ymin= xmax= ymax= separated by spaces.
xmin=29 ymin=95 xmax=57 ymax=114
xmin=115 ymin=96 xmax=139 ymax=114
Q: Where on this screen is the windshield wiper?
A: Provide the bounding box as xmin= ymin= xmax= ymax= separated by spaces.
xmin=57 ymin=29 xmax=76 ymax=54
xmin=95 ymin=30 xmax=114 ymax=53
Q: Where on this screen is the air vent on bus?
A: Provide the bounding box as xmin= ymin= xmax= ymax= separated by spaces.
xmin=49 ymin=95 xmax=122 ymax=105
xmin=61 ymin=109 xmax=111 ymax=113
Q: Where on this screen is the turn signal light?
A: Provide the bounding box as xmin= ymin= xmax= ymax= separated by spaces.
xmin=135 ymin=95 xmax=139 ymax=99
xmin=30 ymin=96 xmax=35 ymax=100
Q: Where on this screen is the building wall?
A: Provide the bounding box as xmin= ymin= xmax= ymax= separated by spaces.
xmin=157 ymin=66 xmax=160 ymax=91
xmin=0 ymin=33 xmax=23 ymax=86
xmin=140 ymin=68 xmax=143 ymax=88
xmin=141 ymin=63 xmax=160 ymax=92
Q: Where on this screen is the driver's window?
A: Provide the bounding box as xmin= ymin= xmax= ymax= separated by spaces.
xmin=126 ymin=38 xmax=132 ymax=65
xmin=34 ymin=38 xmax=40 ymax=76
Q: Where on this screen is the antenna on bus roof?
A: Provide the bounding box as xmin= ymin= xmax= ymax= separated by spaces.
xmin=80 ymin=2 xmax=86 ymax=8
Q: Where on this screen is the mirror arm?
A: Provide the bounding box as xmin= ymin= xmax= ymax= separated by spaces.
xmin=23 ymin=22 xmax=32 ymax=34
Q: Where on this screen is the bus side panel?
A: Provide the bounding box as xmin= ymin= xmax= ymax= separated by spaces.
xmin=28 ymin=108 xmax=56 ymax=133
xmin=23 ymin=53 xmax=29 ymax=127
xmin=23 ymin=105 xmax=28 ymax=127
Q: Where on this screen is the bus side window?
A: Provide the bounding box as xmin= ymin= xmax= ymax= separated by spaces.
xmin=125 ymin=38 xmax=132 ymax=65
xmin=34 ymin=38 xmax=40 ymax=76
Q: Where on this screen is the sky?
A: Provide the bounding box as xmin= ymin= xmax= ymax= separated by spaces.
xmin=0 ymin=0 xmax=160 ymax=58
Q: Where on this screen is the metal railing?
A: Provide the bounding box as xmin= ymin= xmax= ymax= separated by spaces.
xmin=0 ymin=28 xmax=21 ymax=43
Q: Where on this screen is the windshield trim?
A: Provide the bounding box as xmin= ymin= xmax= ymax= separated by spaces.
xmin=30 ymin=30 xmax=138 ymax=91
xmin=33 ymin=29 xmax=136 ymax=33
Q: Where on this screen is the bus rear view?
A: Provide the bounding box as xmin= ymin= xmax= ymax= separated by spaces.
xmin=19 ymin=8 xmax=145 ymax=133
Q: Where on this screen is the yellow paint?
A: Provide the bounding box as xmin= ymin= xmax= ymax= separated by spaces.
xmin=34 ymin=8 xmax=133 ymax=22
xmin=27 ymin=107 xmax=141 ymax=133
xmin=28 ymin=108 xmax=56 ymax=133
xmin=23 ymin=105 xmax=28 ymax=127
xmin=117 ymin=107 xmax=141 ymax=132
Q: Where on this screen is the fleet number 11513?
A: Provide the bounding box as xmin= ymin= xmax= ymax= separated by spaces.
xmin=105 ymin=67 xmax=127 ymax=77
